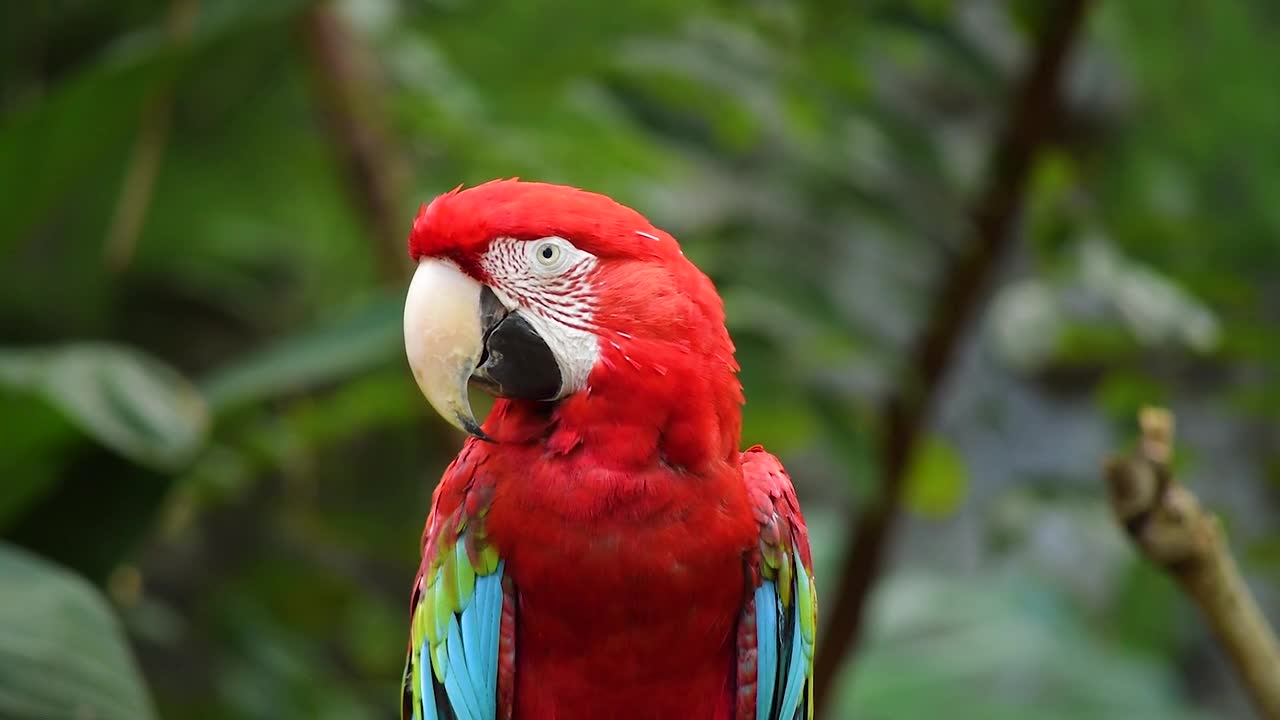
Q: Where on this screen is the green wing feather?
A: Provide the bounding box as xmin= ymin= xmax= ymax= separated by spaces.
xmin=403 ymin=483 xmax=504 ymax=720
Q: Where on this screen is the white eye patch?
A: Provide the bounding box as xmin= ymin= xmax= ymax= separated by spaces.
xmin=479 ymin=236 xmax=601 ymax=398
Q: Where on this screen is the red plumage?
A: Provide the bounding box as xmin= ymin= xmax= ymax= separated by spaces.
xmin=406 ymin=181 xmax=813 ymax=719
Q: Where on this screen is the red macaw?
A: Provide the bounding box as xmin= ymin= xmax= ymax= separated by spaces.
xmin=400 ymin=180 xmax=816 ymax=720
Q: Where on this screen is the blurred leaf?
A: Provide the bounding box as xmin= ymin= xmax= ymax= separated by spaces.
xmin=0 ymin=0 xmax=310 ymax=251
xmin=905 ymin=435 xmax=968 ymax=517
xmin=200 ymin=292 xmax=402 ymax=414
xmin=991 ymin=239 xmax=1222 ymax=371
xmin=1104 ymin=561 xmax=1184 ymax=657
xmin=0 ymin=344 xmax=208 ymax=470
xmin=1096 ymin=371 xmax=1169 ymax=424
xmin=809 ymin=389 xmax=877 ymax=499
xmin=2 ymin=1 xmax=1278 ymax=718
xmin=0 ymin=542 xmax=156 ymax=720
xmin=844 ymin=570 xmax=1212 ymax=720
xmin=0 ymin=37 xmax=178 ymax=250
xmin=0 ymin=392 xmax=74 ymax=529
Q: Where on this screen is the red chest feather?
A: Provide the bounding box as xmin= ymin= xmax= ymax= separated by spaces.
xmin=480 ymin=446 xmax=757 ymax=720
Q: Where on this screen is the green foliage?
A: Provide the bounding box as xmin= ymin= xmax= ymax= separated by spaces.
xmin=0 ymin=542 xmax=156 ymax=720
xmin=1 ymin=0 xmax=1277 ymax=718
xmin=842 ymin=571 xmax=1211 ymax=720
xmin=0 ymin=344 xmax=208 ymax=470
xmin=201 ymin=291 xmax=402 ymax=413
xmin=904 ymin=435 xmax=968 ymax=517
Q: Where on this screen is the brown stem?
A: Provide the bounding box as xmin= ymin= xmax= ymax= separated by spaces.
xmin=811 ymin=0 xmax=1094 ymax=713
xmin=104 ymin=0 xmax=199 ymax=271
xmin=1105 ymin=408 xmax=1280 ymax=720
xmin=299 ymin=3 xmax=409 ymax=284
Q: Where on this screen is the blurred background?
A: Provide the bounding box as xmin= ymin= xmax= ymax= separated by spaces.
xmin=2 ymin=0 xmax=1278 ymax=718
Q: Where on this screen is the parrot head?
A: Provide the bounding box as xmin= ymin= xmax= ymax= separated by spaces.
xmin=403 ymin=179 xmax=739 ymax=455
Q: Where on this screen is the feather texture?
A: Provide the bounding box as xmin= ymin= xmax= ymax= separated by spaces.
xmin=400 ymin=181 xmax=815 ymax=719
xmin=402 ymin=442 xmax=509 ymax=720
xmin=741 ymin=447 xmax=817 ymax=720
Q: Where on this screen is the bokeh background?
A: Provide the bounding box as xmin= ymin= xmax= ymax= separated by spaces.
xmin=2 ymin=1 xmax=1278 ymax=719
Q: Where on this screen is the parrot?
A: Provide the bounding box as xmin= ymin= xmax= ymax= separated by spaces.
xmin=399 ymin=179 xmax=816 ymax=720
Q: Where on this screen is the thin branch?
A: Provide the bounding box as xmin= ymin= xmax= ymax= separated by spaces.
xmin=1105 ymin=408 xmax=1280 ymax=720
xmin=299 ymin=3 xmax=410 ymax=284
xmin=812 ymin=0 xmax=1095 ymax=712
xmin=104 ymin=0 xmax=199 ymax=271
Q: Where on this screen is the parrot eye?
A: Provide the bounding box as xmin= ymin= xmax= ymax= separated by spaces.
xmin=532 ymin=240 xmax=566 ymax=272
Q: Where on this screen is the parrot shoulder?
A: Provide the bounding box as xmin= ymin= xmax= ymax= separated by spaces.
xmin=737 ymin=445 xmax=816 ymax=720
xmin=402 ymin=439 xmax=513 ymax=720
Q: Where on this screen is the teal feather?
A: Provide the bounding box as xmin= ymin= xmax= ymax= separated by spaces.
xmin=755 ymin=581 xmax=779 ymax=719
xmin=419 ymin=643 xmax=438 ymax=720
xmin=414 ymin=537 xmax=504 ymax=720
xmin=777 ymin=596 xmax=806 ymax=720
xmin=445 ymin=616 xmax=482 ymax=720
xmin=460 ymin=587 xmax=489 ymax=717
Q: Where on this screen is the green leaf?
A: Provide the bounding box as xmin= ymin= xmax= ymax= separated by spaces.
xmin=1104 ymin=561 xmax=1184 ymax=657
xmin=0 ymin=391 xmax=76 ymax=529
xmin=844 ymin=570 xmax=1212 ymax=720
xmin=0 ymin=542 xmax=156 ymax=720
xmin=0 ymin=344 xmax=208 ymax=471
xmin=0 ymin=0 xmax=311 ymax=251
xmin=200 ymin=291 xmax=402 ymax=414
xmin=0 ymin=40 xmax=177 ymax=251
xmin=904 ymin=435 xmax=969 ymax=517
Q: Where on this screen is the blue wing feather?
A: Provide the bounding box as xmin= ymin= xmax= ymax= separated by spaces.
xmin=742 ymin=446 xmax=816 ymax=720
xmin=460 ymin=594 xmax=487 ymax=712
xmin=777 ymin=593 xmax=806 ymax=719
xmin=420 ymin=643 xmax=438 ymax=720
xmin=445 ymin=615 xmax=483 ymax=720
xmin=414 ymin=559 xmax=504 ymax=720
xmin=755 ymin=581 xmax=779 ymax=720
xmin=478 ymin=563 xmax=504 ymax=698
xmin=754 ymin=551 xmax=815 ymax=719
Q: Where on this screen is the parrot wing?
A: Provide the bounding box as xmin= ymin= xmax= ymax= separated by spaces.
xmin=738 ymin=446 xmax=817 ymax=720
xmin=402 ymin=442 xmax=514 ymax=720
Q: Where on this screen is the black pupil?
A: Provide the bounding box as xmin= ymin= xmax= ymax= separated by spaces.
xmin=541 ymin=246 xmax=554 ymax=259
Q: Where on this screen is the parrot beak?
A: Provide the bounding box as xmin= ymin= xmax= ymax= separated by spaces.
xmin=404 ymin=258 xmax=563 ymax=440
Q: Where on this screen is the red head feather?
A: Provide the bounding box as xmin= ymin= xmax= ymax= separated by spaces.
xmin=408 ymin=179 xmax=682 ymax=264
xmin=408 ymin=179 xmax=742 ymax=470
